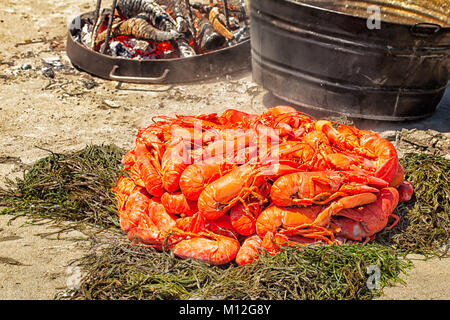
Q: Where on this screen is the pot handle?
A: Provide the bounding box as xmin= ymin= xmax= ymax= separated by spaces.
xmin=410 ymin=22 xmax=441 ymax=36
xmin=109 ymin=65 xmax=170 ymax=83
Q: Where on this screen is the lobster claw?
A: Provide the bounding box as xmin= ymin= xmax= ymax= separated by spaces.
xmin=313 ymin=193 xmax=378 ymax=227
xmin=343 ymin=171 xmax=389 ymax=189
xmin=397 ymin=181 xmax=414 ymax=202
xmin=332 ymin=188 xmax=400 ymax=241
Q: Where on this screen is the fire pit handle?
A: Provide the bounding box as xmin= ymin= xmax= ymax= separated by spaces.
xmin=109 ymin=65 xmax=170 ymax=84
xmin=410 ymin=22 xmax=442 ymax=37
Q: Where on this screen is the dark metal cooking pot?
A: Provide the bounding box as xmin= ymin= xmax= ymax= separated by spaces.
xmin=66 ymin=12 xmax=251 ymax=84
xmin=250 ymin=0 xmax=450 ymax=121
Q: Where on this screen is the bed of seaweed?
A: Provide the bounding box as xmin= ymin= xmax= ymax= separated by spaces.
xmin=0 ymin=144 xmax=448 ymax=300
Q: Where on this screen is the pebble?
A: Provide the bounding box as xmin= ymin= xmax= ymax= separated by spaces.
xmin=42 ymin=67 xmax=55 ymax=78
xmin=42 ymin=57 xmax=65 ymax=70
xmin=102 ymin=100 xmax=121 ymax=109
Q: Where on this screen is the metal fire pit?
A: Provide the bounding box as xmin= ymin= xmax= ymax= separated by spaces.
xmin=66 ymin=11 xmax=251 ymax=84
xmin=250 ymin=0 xmax=450 ymax=121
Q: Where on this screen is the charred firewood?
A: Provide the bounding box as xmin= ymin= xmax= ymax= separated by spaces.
xmin=231 ymin=23 xmax=249 ymax=44
xmin=197 ymin=19 xmax=226 ymax=51
xmin=95 ymin=13 xmax=181 ymax=44
xmin=116 ymin=0 xmax=177 ymax=32
xmin=101 ymin=0 xmax=119 ymax=54
xmin=223 ymin=0 xmax=230 ymax=28
xmin=90 ymin=8 xmax=110 ymax=49
xmin=94 ymin=0 xmax=103 ymax=23
xmin=193 ymin=1 xmax=246 ymax=16
xmin=191 ymin=2 xmax=206 ymax=12
xmin=182 ymin=0 xmax=200 ymax=53
xmin=209 ymin=7 xmax=234 ymax=40
xmin=173 ymin=4 xmax=199 ymax=54
xmin=116 ymin=0 xmax=195 ymax=57
xmin=174 ymin=7 xmax=189 ymax=33
xmin=176 ymin=40 xmax=196 ymax=57
xmin=81 ymin=0 xmax=248 ymax=59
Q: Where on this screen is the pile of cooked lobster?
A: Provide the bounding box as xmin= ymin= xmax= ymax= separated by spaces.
xmin=114 ymin=106 xmax=414 ymax=265
xmin=76 ymin=0 xmax=249 ymax=59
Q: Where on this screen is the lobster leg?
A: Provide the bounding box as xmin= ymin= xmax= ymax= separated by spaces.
xmin=261 ymin=232 xmax=315 ymax=255
xmin=279 ymin=224 xmax=335 ymax=244
xmin=315 ymin=120 xmax=375 ymax=158
xmin=312 ymin=193 xmax=378 ymax=227
xmin=332 ymin=188 xmax=400 ymax=241
xmin=221 ymin=163 xmax=299 ymax=215
xmin=255 ymin=204 xmax=334 ymax=244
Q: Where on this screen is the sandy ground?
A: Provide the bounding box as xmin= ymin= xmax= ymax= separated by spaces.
xmin=0 ymin=0 xmax=449 ymax=300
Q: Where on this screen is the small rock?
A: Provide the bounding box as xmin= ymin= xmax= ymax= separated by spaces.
xmin=81 ymin=78 xmax=98 ymax=90
xmin=103 ymin=100 xmax=120 ymax=109
xmin=42 ymin=57 xmax=65 ymax=70
xmin=0 ymin=61 xmax=14 ymax=66
xmin=42 ymin=67 xmax=55 ymax=79
xmin=378 ymin=130 xmax=397 ymax=142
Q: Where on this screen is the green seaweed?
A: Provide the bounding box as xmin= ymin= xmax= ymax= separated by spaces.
xmin=376 ymin=153 xmax=449 ymax=257
xmin=60 ymin=243 xmax=410 ymax=300
xmin=1 ymin=146 xmax=448 ymax=300
xmin=0 ymin=144 xmax=126 ymax=230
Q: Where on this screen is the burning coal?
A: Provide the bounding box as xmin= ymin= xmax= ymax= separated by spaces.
xmin=73 ymin=0 xmax=249 ymax=60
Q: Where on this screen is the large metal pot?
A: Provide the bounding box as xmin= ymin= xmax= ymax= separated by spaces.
xmin=66 ymin=12 xmax=251 ymax=84
xmin=250 ymin=0 xmax=450 ymax=121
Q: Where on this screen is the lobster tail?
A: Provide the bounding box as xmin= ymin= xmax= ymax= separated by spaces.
xmin=172 ymin=234 xmax=240 ymax=265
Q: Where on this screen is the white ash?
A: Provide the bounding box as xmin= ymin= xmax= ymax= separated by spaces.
xmin=74 ymin=23 xmax=93 ymax=47
xmin=177 ymin=41 xmax=196 ymax=58
xmin=42 ymin=57 xmax=66 ymax=70
xmin=7 ymin=63 xmax=34 ymax=76
xmin=232 ymin=24 xmax=250 ymax=43
xmin=20 ymin=64 xmax=32 ymax=70
xmin=109 ymin=41 xmax=133 ymax=58
xmin=80 ymin=23 xmax=93 ymax=47
xmin=129 ymin=39 xmax=150 ymax=52
xmin=228 ymin=17 xmax=241 ymax=30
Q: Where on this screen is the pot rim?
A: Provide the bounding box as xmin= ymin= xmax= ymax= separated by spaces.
xmin=275 ymin=0 xmax=450 ymax=29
